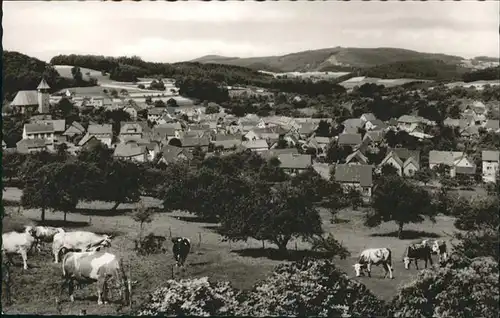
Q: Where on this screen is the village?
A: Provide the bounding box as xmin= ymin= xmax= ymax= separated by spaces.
xmin=4 ymin=76 xmax=499 ymax=202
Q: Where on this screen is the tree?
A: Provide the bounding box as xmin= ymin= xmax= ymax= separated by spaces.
xmin=205 ymin=103 xmax=220 ymax=114
xmin=390 ymin=256 xmax=499 ymax=318
xmin=166 ymin=98 xmax=178 ymax=107
xmin=102 ymin=160 xmax=142 ymax=211
xmin=154 ymin=100 xmax=166 ymax=108
xmin=315 ymin=120 xmax=331 ymax=137
xmin=380 ymin=164 xmax=399 ymax=177
xmin=110 ymin=89 xmax=118 ymax=98
xmin=137 ymin=84 xmax=145 ymax=89
xmin=221 ymin=181 xmax=323 ymax=252
xmin=365 ymin=175 xmax=436 ymax=239
xmin=274 ymin=139 xmax=288 ymax=149
xmin=71 ymin=66 xmax=83 ymax=83
xmin=132 ymin=201 xmax=154 ymax=242
xmin=413 ymin=168 xmax=433 ymax=185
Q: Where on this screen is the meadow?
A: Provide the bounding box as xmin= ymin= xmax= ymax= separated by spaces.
xmin=2 ymin=186 xmax=460 ymax=315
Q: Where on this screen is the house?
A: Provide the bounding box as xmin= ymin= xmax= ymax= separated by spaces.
xmin=10 ymin=79 xmax=51 ymax=115
xmin=298 ymin=123 xmax=318 ymax=139
xmin=360 ymin=113 xmax=377 ymax=123
xmin=342 ymin=118 xmax=364 ymax=134
xmin=364 ymin=119 xmax=387 ymax=131
xmin=277 ymin=153 xmax=312 ymax=175
xmin=158 ymin=145 xmax=192 ymax=165
xmin=32 ymin=119 xmax=66 ymax=143
xmin=122 ymin=101 xmax=144 ymax=120
xmin=337 ymin=133 xmax=362 ymax=148
xmin=77 ymin=134 xmax=101 ymax=149
xmin=87 ymin=124 xmax=113 ymax=147
xmin=242 ymin=139 xmax=269 ymax=153
xmin=482 ymin=150 xmax=499 ymax=183
xmin=181 ymin=137 xmax=210 ymax=152
xmin=483 ymin=119 xmax=500 ymax=132
xmin=443 ymin=118 xmax=470 ymax=130
xmin=119 ymin=122 xmax=145 ymax=141
xmin=334 ymin=164 xmax=373 ymax=202
xmin=22 ymin=123 xmax=55 ymax=151
xmin=152 ymin=123 xmax=183 ymax=144
xmin=260 ymin=148 xmax=299 ymax=161
xmin=379 ymin=148 xmax=420 ymax=176
xmin=212 ymin=139 xmax=243 ymax=154
xmin=113 ymin=142 xmax=147 ymax=162
xmin=63 ymin=121 xmax=86 ymax=139
xmin=429 ymin=151 xmax=475 ymax=178
xmin=16 ymin=139 xmax=47 ymax=154
xmin=362 ymin=131 xmax=384 ymax=144
xmin=397 ymin=115 xmax=429 ymax=132
xmin=345 ymin=150 xmax=369 ymax=165
xmin=147 ymin=107 xmax=166 ymax=122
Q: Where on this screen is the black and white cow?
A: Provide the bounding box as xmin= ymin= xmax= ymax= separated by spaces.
xmin=353 ymin=247 xmax=394 ymax=279
xmin=403 ymin=240 xmax=433 ymax=270
xmin=430 ymin=240 xmax=448 ymax=263
xmin=171 ymin=237 xmax=191 ymax=267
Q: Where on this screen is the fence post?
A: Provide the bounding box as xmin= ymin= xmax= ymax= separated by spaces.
xmin=171 ymin=265 xmax=174 ymax=279
xmin=198 ymin=232 xmax=201 ymax=248
xmin=262 ymin=240 xmax=265 ymax=249
xmin=128 ymin=266 xmax=132 ymax=312
xmin=169 ymin=227 xmax=172 ymax=239
xmin=4 ymin=261 xmax=11 ymax=305
xmin=295 ymin=241 xmax=298 ymax=251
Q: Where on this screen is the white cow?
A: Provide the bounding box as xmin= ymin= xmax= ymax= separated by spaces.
xmin=430 ymin=240 xmax=448 ymax=263
xmin=2 ymin=227 xmax=37 ymax=270
xmin=353 ymin=248 xmax=394 ymax=279
xmin=52 ymin=231 xmax=113 ymax=263
xmin=26 ymin=226 xmax=65 ymax=252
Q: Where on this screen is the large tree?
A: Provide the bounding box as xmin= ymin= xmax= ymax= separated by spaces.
xmin=365 ymin=175 xmax=436 ymax=239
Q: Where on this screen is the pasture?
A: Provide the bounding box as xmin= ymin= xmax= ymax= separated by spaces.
xmin=54 ymin=65 xmax=110 ymax=84
xmin=2 ymin=187 xmax=460 ymax=315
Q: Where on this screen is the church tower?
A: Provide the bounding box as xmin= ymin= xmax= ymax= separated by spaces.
xmin=37 ymin=78 xmax=51 ymax=114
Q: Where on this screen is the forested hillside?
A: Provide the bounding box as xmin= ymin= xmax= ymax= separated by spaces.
xmin=462 ymin=66 xmax=500 ymax=83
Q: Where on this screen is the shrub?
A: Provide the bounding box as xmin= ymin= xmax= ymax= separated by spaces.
xmin=138 ymin=277 xmax=241 ymax=316
xmin=239 ymin=259 xmax=386 ymax=317
xmin=390 ymin=256 xmax=499 ymax=318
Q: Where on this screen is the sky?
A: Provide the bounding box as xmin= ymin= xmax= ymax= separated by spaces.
xmin=3 ymin=1 xmax=499 ymax=63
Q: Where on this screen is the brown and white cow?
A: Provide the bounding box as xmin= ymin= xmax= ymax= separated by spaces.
xmin=26 ymin=226 xmax=65 ymax=252
xmin=403 ymin=240 xmax=433 ymax=270
xmin=52 ymin=231 xmax=113 ymax=263
xmin=353 ymin=248 xmax=394 ymax=279
xmin=430 ymin=240 xmax=448 ymax=263
xmin=60 ymin=250 xmax=130 ymax=305
xmin=2 ymin=227 xmax=37 ymax=270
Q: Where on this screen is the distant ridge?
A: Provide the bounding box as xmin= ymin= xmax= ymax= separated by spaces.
xmin=189 ymin=47 xmax=465 ymax=73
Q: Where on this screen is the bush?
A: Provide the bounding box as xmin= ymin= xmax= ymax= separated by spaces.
xmin=239 ymin=259 xmax=386 ymax=317
xmin=138 ymin=277 xmax=241 ymax=316
xmin=390 ymin=256 xmax=499 ymax=318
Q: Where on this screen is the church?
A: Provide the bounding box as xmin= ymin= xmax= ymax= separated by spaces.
xmin=9 ymin=78 xmax=51 ymax=115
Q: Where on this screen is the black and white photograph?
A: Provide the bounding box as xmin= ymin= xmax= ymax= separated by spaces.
xmin=1 ymin=0 xmax=499 ymax=316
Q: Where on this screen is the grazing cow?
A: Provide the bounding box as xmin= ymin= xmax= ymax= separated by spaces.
xmin=52 ymin=231 xmax=113 ymax=263
xmin=430 ymin=240 xmax=448 ymax=263
xmin=171 ymin=237 xmax=191 ymax=267
xmin=60 ymin=250 xmax=130 ymax=305
xmin=403 ymin=240 xmax=433 ymax=270
xmin=2 ymin=227 xmax=37 ymax=270
xmin=26 ymin=226 xmax=65 ymax=252
xmin=353 ymin=248 xmax=394 ymax=279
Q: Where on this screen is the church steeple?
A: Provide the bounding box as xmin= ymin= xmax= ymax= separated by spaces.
xmin=37 ymin=78 xmax=51 ymax=114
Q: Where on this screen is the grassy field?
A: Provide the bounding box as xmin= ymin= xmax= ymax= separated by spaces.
xmin=2 ymin=187 xmax=461 ymax=315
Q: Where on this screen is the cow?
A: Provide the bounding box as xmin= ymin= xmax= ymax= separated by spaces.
xmin=2 ymin=227 xmax=37 ymax=270
xmin=26 ymin=226 xmax=65 ymax=252
xmin=171 ymin=237 xmax=191 ymax=267
xmin=60 ymin=250 xmax=130 ymax=305
xmin=430 ymin=240 xmax=448 ymax=263
xmin=353 ymin=248 xmax=394 ymax=279
xmin=403 ymin=240 xmax=433 ymax=270
xmin=52 ymin=231 xmax=113 ymax=263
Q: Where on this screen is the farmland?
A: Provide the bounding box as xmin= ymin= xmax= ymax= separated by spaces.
xmin=2 ymin=186 xmax=460 ymax=315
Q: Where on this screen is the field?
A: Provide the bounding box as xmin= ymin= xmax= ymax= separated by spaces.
xmin=2 ymin=187 xmax=460 ymax=315
xmin=54 ymin=65 xmax=111 ymax=83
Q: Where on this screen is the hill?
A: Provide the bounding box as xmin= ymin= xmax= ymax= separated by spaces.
xmin=189 ymin=47 xmax=465 ymax=72
xmin=2 ymin=51 xmax=89 ymax=101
